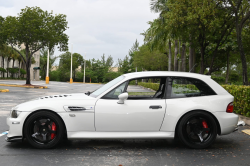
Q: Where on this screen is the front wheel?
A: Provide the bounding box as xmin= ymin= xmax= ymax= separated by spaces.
xmin=177 ymin=111 xmax=218 ymax=149
xmin=24 ymin=111 xmax=64 ymax=149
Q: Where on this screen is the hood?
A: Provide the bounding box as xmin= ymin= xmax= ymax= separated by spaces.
xmin=38 ymin=93 xmax=94 ymax=100
xmin=13 ymin=93 xmax=97 ymax=112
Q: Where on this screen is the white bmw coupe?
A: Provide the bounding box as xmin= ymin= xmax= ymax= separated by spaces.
xmin=6 ymin=71 xmax=238 ymax=149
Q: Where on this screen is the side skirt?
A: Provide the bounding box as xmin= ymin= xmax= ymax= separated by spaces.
xmin=67 ymin=131 xmax=175 ymax=139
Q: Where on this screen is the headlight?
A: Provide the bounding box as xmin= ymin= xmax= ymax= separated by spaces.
xmin=10 ymin=110 xmax=21 ymax=118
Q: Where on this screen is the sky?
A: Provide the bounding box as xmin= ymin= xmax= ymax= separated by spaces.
xmin=0 ymin=0 xmax=159 ymax=65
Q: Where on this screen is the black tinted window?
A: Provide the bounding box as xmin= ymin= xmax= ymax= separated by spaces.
xmin=169 ymin=77 xmax=216 ymax=98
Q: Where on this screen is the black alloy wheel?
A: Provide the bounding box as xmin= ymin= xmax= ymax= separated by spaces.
xmin=177 ymin=111 xmax=218 ymax=149
xmin=24 ymin=111 xmax=64 ymax=149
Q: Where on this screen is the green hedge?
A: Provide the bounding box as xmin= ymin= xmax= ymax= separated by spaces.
xmin=138 ymin=82 xmax=159 ymax=91
xmin=138 ymin=82 xmax=250 ymax=117
xmin=0 ymin=67 xmax=6 ymax=73
xmin=222 ymin=85 xmax=250 ymax=117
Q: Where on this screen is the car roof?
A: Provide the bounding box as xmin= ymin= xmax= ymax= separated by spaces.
xmin=123 ymin=71 xmax=211 ymax=80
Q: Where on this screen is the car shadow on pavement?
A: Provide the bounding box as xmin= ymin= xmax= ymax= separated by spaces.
xmin=4 ymin=136 xmax=242 ymax=151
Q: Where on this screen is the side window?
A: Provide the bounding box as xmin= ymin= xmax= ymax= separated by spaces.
xmin=127 ymin=77 xmax=166 ymax=99
xmin=170 ymin=77 xmax=216 ymax=98
xmin=102 ymin=82 xmax=127 ymax=99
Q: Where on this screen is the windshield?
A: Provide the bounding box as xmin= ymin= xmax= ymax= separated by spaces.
xmin=90 ymin=75 xmax=125 ymax=97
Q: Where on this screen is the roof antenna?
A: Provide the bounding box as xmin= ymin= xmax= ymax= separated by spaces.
xmin=189 ymin=63 xmax=197 ymax=72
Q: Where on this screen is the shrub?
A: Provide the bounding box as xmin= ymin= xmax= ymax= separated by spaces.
xmin=138 ymin=82 xmax=159 ymax=91
xmin=0 ymin=67 xmax=6 ymax=73
xmin=50 ymin=70 xmax=61 ymax=81
xmin=222 ymin=85 xmax=250 ymax=117
xmin=20 ymin=69 xmax=26 ymax=78
xmin=211 ymin=76 xmax=225 ymax=84
xmin=103 ymin=72 xmax=122 ymax=82
xmin=7 ymin=68 xmax=18 ymax=74
xmin=229 ymin=73 xmax=240 ymax=82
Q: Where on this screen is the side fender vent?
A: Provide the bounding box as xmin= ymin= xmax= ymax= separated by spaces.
xmin=68 ymin=106 xmax=86 ymax=111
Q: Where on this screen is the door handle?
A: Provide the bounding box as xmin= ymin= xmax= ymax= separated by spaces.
xmin=149 ymin=105 xmax=162 ymax=109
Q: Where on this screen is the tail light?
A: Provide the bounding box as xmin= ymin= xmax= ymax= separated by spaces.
xmin=226 ymin=102 xmax=234 ymax=113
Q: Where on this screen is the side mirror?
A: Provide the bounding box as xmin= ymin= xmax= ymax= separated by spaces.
xmin=117 ymin=92 xmax=128 ymax=104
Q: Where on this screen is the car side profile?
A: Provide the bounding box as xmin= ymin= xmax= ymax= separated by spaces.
xmin=6 ymin=71 xmax=238 ymax=149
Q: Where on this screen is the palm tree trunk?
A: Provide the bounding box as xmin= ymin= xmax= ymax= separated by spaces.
xmin=1 ymin=57 xmax=4 ymax=77
xmin=236 ymin=26 xmax=249 ymax=85
xmin=193 ymin=48 xmax=196 ymax=72
xmin=189 ymin=44 xmax=193 ymax=72
xmin=168 ymin=40 xmax=172 ymax=71
xmin=200 ymin=46 xmax=205 ymax=74
xmin=18 ymin=60 xmax=21 ymax=78
xmin=225 ymin=51 xmax=230 ymax=84
xmin=12 ymin=59 xmax=15 ymax=78
xmin=174 ymin=40 xmax=178 ymax=71
xmin=181 ymin=43 xmax=186 ymax=72
xmin=7 ymin=59 xmax=9 ymax=78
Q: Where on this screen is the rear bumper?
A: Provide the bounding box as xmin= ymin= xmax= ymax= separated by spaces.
xmin=214 ymin=112 xmax=238 ymax=135
xmin=5 ymin=136 xmax=23 ymax=142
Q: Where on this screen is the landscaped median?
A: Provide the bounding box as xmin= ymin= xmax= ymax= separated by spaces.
xmin=0 ymin=89 xmax=9 ymax=92
xmin=138 ymin=82 xmax=250 ymax=118
xmin=0 ymin=84 xmax=47 ymax=89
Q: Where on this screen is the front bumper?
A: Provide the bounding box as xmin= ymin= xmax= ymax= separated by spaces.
xmin=5 ymin=136 xmax=23 ymax=142
xmin=214 ymin=112 xmax=238 ymax=135
xmin=6 ymin=112 xmax=31 ymax=139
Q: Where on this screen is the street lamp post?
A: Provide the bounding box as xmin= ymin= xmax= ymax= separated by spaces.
xmin=83 ymin=52 xmax=86 ymax=83
xmin=70 ymin=44 xmax=73 ymax=84
xmin=46 ymin=49 xmax=49 ymax=84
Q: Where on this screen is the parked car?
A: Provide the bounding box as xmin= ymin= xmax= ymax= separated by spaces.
xmin=6 ymin=71 xmax=238 ymax=149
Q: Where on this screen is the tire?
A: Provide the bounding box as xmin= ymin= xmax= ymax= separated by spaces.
xmin=177 ymin=111 xmax=217 ymax=149
xmin=24 ymin=111 xmax=65 ymax=149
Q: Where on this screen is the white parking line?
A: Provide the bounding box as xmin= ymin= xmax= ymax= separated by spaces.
xmin=0 ymin=131 xmax=8 ymax=137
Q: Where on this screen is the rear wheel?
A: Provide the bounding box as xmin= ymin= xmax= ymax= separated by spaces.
xmin=177 ymin=111 xmax=217 ymax=149
xmin=24 ymin=111 xmax=64 ymax=149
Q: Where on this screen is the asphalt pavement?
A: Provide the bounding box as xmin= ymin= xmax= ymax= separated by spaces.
xmin=0 ymin=80 xmax=250 ymax=166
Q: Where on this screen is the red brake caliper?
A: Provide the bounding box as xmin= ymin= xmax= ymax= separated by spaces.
xmin=202 ymin=120 xmax=208 ymax=133
xmin=51 ymin=122 xmax=56 ymax=139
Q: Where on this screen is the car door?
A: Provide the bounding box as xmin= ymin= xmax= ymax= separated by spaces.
xmin=95 ymin=77 xmax=167 ymax=132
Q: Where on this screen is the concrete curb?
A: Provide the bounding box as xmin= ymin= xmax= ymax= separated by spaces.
xmin=0 ymin=89 xmax=9 ymax=92
xmin=66 ymin=82 xmax=102 ymax=84
xmin=238 ymin=115 xmax=250 ymax=126
xmin=0 ymin=84 xmax=47 ymax=89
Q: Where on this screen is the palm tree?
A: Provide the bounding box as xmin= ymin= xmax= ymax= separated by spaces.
xmin=17 ymin=49 xmax=26 ymax=78
xmin=0 ymin=44 xmax=8 ymax=77
xmin=145 ymin=0 xmax=181 ymax=71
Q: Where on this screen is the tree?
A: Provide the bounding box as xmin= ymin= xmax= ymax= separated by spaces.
xmin=59 ymin=52 xmax=83 ymax=81
xmin=133 ymin=44 xmax=168 ymax=71
xmin=2 ymin=6 xmax=68 ymax=84
xmin=39 ymin=48 xmax=57 ymax=80
xmin=225 ymin=0 xmax=250 ymax=85
xmin=128 ymin=39 xmax=139 ymax=71
xmin=118 ymin=55 xmax=131 ymax=74
xmin=0 ymin=16 xmax=5 ymax=45
xmin=0 ymin=44 xmax=7 ymax=77
xmin=143 ymin=15 xmax=172 ymax=71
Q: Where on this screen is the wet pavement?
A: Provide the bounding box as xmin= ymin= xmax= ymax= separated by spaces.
xmin=0 ymin=80 xmax=250 ymax=166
